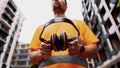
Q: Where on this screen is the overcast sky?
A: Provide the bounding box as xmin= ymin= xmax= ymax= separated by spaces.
xmin=14 ymin=0 xmax=83 ymax=43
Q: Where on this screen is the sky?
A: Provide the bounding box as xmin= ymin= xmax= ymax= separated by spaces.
xmin=14 ymin=0 xmax=83 ymax=43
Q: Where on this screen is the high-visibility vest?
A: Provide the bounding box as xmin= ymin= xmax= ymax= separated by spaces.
xmin=38 ymin=55 xmax=88 ymax=68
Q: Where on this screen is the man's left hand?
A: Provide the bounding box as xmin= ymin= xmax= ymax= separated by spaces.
xmin=68 ymin=39 xmax=83 ymax=57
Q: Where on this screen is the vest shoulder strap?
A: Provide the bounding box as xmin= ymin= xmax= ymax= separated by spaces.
xmin=38 ymin=55 xmax=88 ymax=68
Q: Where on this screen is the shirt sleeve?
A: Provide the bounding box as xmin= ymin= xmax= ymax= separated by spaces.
xmin=28 ymin=25 xmax=43 ymax=51
xmin=79 ymin=21 xmax=99 ymax=45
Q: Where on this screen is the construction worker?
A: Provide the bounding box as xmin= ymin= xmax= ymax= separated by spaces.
xmin=29 ymin=0 xmax=99 ymax=68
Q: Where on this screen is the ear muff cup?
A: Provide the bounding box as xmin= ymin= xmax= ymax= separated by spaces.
xmin=50 ymin=33 xmax=60 ymax=51
xmin=50 ymin=32 xmax=68 ymax=51
xmin=60 ymin=32 xmax=68 ymax=51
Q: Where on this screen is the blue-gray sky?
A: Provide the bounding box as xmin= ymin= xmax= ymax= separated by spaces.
xmin=14 ymin=0 xmax=83 ymax=43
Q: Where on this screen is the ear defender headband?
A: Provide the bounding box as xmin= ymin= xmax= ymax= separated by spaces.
xmin=39 ymin=18 xmax=80 ymax=51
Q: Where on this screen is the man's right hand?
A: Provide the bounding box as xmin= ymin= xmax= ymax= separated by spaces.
xmin=40 ymin=42 xmax=52 ymax=60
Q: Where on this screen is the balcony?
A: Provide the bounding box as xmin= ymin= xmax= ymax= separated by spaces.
xmin=97 ymin=52 xmax=120 ymax=68
xmin=5 ymin=7 xmax=15 ymax=19
xmin=14 ymin=53 xmax=29 ymax=56
xmin=1 ymin=19 xmax=11 ymax=28
xmin=11 ymin=65 xmax=29 ymax=68
xmin=0 ymin=25 xmax=9 ymax=36
xmin=0 ymin=40 xmax=4 ymax=54
xmin=13 ymin=58 xmax=30 ymax=61
xmin=8 ymin=0 xmax=17 ymax=12
xmin=0 ymin=38 xmax=6 ymax=44
xmin=2 ymin=13 xmax=13 ymax=24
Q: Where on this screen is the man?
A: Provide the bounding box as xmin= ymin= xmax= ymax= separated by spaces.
xmin=29 ymin=0 xmax=99 ymax=68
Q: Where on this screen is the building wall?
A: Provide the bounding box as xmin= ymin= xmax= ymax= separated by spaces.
xmin=0 ymin=0 xmax=25 ymax=68
xmin=0 ymin=0 xmax=11 ymax=56
xmin=81 ymin=0 xmax=120 ymax=68
xmin=11 ymin=43 xmax=31 ymax=68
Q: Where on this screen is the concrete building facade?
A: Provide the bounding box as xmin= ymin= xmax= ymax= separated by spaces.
xmin=81 ymin=0 xmax=120 ymax=68
xmin=0 ymin=0 xmax=25 ymax=68
xmin=11 ymin=43 xmax=31 ymax=68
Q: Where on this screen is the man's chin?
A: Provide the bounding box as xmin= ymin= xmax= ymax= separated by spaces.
xmin=53 ymin=7 xmax=61 ymax=12
xmin=53 ymin=7 xmax=65 ymax=13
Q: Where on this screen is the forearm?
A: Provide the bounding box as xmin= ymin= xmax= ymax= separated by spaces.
xmin=80 ymin=44 xmax=98 ymax=59
xmin=29 ymin=50 xmax=43 ymax=64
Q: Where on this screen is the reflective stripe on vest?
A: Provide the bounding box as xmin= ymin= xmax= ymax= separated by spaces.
xmin=38 ymin=55 xmax=88 ymax=68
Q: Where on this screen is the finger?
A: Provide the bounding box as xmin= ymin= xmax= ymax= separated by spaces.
xmin=74 ymin=40 xmax=80 ymax=47
xmin=69 ymin=51 xmax=79 ymax=56
xmin=68 ymin=45 xmax=76 ymax=50
xmin=40 ymin=50 xmax=51 ymax=56
xmin=69 ymin=40 xmax=79 ymax=47
xmin=41 ymin=43 xmax=51 ymax=49
xmin=77 ymin=38 xmax=84 ymax=44
xmin=69 ymin=50 xmax=77 ymax=54
xmin=43 ymin=55 xmax=51 ymax=60
xmin=40 ymin=50 xmax=51 ymax=60
xmin=45 ymin=44 xmax=51 ymax=49
xmin=40 ymin=48 xmax=52 ymax=54
xmin=68 ymin=48 xmax=79 ymax=53
xmin=68 ymin=46 xmax=80 ymax=57
xmin=68 ymin=44 xmax=79 ymax=50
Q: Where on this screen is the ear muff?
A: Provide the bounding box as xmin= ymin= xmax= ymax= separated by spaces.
xmin=60 ymin=32 xmax=68 ymax=51
xmin=50 ymin=33 xmax=60 ymax=51
xmin=39 ymin=18 xmax=80 ymax=51
xmin=50 ymin=32 xmax=68 ymax=51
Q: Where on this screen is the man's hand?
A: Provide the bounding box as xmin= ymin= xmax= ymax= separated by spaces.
xmin=68 ymin=38 xmax=83 ymax=57
xmin=40 ymin=42 xmax=52 ymax=60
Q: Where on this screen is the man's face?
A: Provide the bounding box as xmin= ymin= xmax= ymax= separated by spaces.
xmin=52 ymin=0 xmax=67 ymax=14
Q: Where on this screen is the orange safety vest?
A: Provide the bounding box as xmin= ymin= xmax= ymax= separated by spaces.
xmin=38 ymin=55 xmax=88 ymax=68
xmin=29 ymin=18 xmax=99 ymax=68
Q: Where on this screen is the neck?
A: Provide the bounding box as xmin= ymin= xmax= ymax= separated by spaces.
xmin=54 ymin=13 xmax=65 ymax=18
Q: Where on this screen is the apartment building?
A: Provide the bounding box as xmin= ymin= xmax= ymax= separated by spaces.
xmin=11 ymin=43 xmax=31 ymax=68
xmin=0 ymin=0 xmax=25 ymax=68
xmin=81 ymin=0 xmax=120 ymax=68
